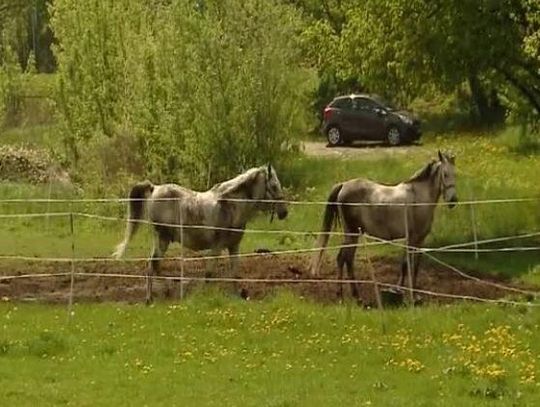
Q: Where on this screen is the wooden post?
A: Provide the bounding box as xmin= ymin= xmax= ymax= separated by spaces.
xmin=146 ymin=235 xmax=153 ymax=305
xmin=68 ymin=210 xmax=75 ymax=317
xmin=46 ymin=179 xmax=53 ymax=231
xmin=403 ymin=204 xmax=414 ymax=305
xmin=469 ymin=202 xmax=479 ymax=261
xmin=179 ymin=201 xmax=185 ymax=300
xmin=467 ymin=182 xmax=479 ymax=261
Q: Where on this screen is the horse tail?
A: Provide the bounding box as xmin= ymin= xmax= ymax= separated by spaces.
xmin=112 ymin=180 xmax=154 ymax=259
xmin=310 ymin=183 xmax=343 ymax=276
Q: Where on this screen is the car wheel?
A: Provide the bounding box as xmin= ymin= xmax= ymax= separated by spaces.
xmin=327 ymin=127 xmax=343 ymax=147
xmin=386 ymin=126 xmax=401 ymax=146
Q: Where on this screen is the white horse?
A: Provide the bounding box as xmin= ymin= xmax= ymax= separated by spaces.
xmin=113 ymin=164 xmax=288 ymax=302
xmin=311 ymin=151 xmax=457 ymax=301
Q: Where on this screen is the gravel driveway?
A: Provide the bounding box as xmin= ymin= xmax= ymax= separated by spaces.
xmin=302 ymin=141 xmax=431 ymax=160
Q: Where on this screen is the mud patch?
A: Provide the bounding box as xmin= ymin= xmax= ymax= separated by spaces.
xmin=0 ymin=253 xmax=535 ymax=306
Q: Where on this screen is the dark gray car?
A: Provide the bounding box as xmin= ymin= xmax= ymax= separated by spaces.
xmin=321 ymin=94 xmax=421 ymax=146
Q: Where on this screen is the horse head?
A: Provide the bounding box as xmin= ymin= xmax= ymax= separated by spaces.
xmin=264 ymin=164 xmax=288 ymax=220
xmin=437 ymin=150 xmax=458 ymax=208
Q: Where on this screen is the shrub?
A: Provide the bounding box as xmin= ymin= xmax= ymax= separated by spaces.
xmin=0 ymin=145 xmax=70 ymax=184
xmin=52 ymin=0 xmax=314 ymax=190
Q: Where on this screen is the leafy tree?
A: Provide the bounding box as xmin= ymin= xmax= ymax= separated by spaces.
xmin=0 ymin=35 xmax=24 ymax=125
xmin=292 ymin=0 xmax=361 ymax=123
xmin=0 ymin=0 xmax=55 ymax=72
xmin=341 ymin=0 xmax=539 ymax=123
xmin=51 ymin=0 xmax=313 ymax=189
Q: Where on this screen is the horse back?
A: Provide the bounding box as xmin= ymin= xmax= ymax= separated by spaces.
xmin=338 ymin=179 xmax=414 ymax=239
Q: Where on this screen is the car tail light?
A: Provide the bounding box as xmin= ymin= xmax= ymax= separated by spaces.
xmin=323 ymin=107 xmax=332 ymax=121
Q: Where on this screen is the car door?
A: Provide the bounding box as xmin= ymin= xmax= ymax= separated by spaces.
xmin=331 ymin=97 xmax=357 ymax=136
xmin=352 ymin=98 xmax=386 ymax=140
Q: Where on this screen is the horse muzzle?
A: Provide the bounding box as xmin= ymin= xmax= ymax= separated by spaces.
xmin=448 ymin=195 xmax=458 ymax=209
xmin=277 ymin=208 xmax=288 ymax=220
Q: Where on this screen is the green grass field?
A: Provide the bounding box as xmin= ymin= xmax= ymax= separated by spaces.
xmin=0 ymin=292 xmax=539 ymax=406
xmin=1 ymin=76 xmax=539 ymax=406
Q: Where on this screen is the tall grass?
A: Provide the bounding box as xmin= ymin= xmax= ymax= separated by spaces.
xmin=496 ymin=125 xmax=540 ymax=155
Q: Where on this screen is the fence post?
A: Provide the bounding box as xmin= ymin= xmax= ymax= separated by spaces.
xmin=469 ymin=202 xmax=479 ymax=261
xmin=68 ymin=209 xmax=75 ymax=317
xmin=403 ymin=204 xmax=414 ymax=306
xmin=46 ymin=179 xmax=53 ymax=232
xmin=146 ymin=233 xmax=153 ymax=305
xmin=179 ymin=202 xmax=185 ymax=300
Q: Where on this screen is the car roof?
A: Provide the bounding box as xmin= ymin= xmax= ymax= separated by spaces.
xmin=334 ymin=93 xmax=374 ymax=100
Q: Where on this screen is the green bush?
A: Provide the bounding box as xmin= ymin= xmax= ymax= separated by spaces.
xmin=51 ymin=0 xmax=314 ymax=190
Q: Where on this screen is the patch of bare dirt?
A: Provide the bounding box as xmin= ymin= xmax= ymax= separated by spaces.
xmin=0 ymin=254 xmax=534 ymax=306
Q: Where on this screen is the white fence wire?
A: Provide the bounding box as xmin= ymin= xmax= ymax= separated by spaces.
xmin=0 ymin=197 xmax=538 ymax=308
xmin=0 ymin=196 xmax=538 ymax=205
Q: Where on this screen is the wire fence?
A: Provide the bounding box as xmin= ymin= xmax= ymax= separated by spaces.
xmin=0 ymin=197 xmax=539 ymax=310
xmin=0 ymin=196 xmax=538 ymax=205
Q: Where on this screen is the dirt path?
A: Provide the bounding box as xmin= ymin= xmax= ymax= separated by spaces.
xmin=303 ymin=141 xmax=432 ymax=160
xmin=0 ymin=254 xmax=534 ymax=306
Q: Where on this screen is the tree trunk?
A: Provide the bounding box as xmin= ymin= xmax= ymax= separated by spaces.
xmin=499 ymin=68 xmax=540 ymax=115
xmin=468 ymin=74 xmax=490 ymax=122
xmin=468 ymin=74 xmax=507 ymax=125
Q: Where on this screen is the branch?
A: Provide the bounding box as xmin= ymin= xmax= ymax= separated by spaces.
xmin=512 ymin=59 xmax=540 ymax=84
xmin=499 ymin=68 xmax=540 ymax=114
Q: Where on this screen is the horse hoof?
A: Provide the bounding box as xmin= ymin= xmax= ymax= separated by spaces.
xmin=381 ymin=288 xmax=405 ymax=308
xmin=240 ymin=288 xmax=250 ymax=300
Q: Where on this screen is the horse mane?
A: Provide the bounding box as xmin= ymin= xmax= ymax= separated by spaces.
xmin=212 ymin=167 xmax=264 ymax=198
xmin=406 ymin=160 xmax=438 ymax=183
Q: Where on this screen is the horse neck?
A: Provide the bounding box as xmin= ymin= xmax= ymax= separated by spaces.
xmin=216 ymin=169 xmax=264 ymax=219
xmin=412 ymin=163 xmax=442 ymax=206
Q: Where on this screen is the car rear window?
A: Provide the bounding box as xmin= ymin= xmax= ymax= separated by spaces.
xmin=330 ymin=98 xmax=352 ymax=110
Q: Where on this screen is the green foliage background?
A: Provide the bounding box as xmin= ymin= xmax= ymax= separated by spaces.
xmin=52 ymin=0 xmax=315 ymax=189
xmin=1 ymin=0 xmax=539 ymax=189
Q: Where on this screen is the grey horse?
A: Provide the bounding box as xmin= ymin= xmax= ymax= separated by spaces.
xmin=113 ymin=164 xmax=288 ymax=303
xmin=310 ymin=151 xmax=457 ymax=301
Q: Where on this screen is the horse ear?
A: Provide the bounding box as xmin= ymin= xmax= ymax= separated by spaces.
xmin=438 ymin=150 xmax=444 ymax=161
xmin=448 ymin=154 xmax=455 ymax=164
xmin=267 ymin=163 xmax=272 ymax=177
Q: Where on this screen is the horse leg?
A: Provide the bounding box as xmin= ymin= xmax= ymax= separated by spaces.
xmin=227 ymin=243 xmax=242 ymax=297
xmin=343 ymin=234 xmax=360 ymax=303
xmin=158 ymin=236 xmax=171 ymax=295
xmin=398 ymin=255 xmax=407 ymax=287
xmin=413 ymin=252 xmax=423 ymax=288
xmin=147 ymin=232 xmax=170 ymax=304
xmin=154 ymin=234 xmax=170 ymax=276
xmin=345 ymin=259 xmax=360 ymax=304
xmin=407 ymin=238 xmax=424 ymax=303
xmin=228 ymin=244 xmax=240 ymax=274
xmin=205 ymin=247 xmax=222 ymax=281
